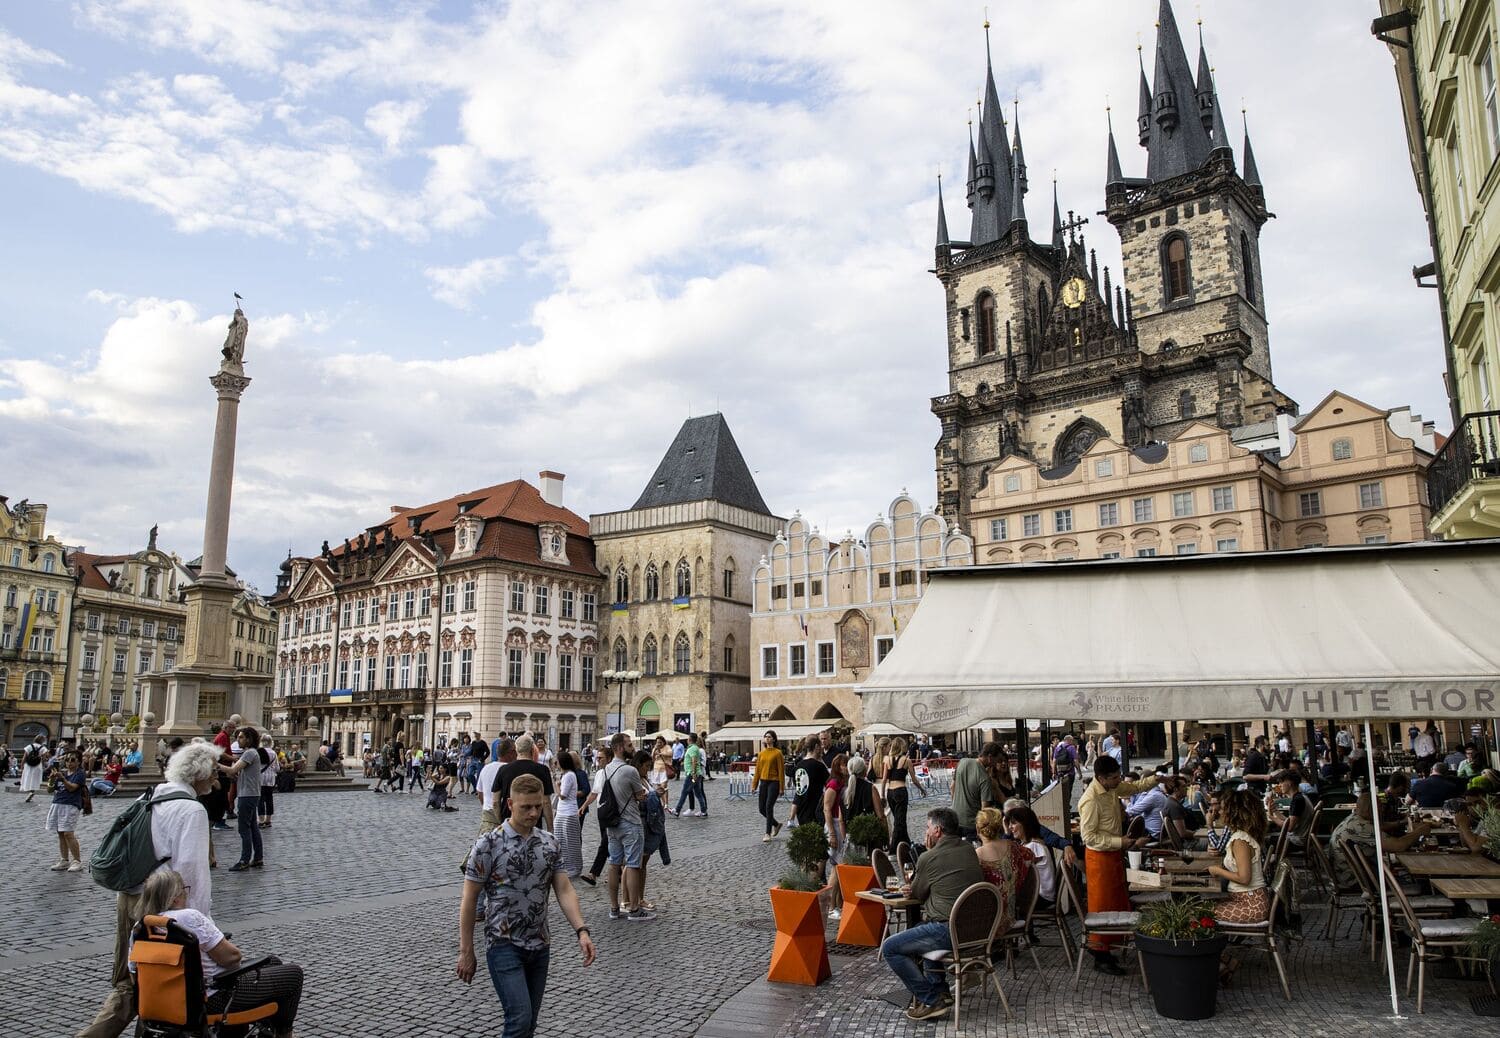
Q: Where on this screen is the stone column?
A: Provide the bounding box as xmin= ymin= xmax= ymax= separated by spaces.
xmin=200 ymin=312 xmax=251 ymax=584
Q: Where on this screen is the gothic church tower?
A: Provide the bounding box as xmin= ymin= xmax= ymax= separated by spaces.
xmin=932 ymin=1 xmax=1294 ymax=527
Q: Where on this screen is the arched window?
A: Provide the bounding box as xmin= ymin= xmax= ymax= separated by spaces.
xmin=673 ymin=632 xmax=691 ymax=674
xmin=22 ymin=670 xmax=50 ymax=701
xmin=1163 ymin=234 xmax=1191 ymax=301
xmin=41 ymin=554 xmax=55 ymax=574
xmin=723 ymin=633 xmax=736 ymax=672
xmin=614 ymin=566 xmax=628 ymax=604
xmin=675 ymin=560 xmax=692 ymax=598
xmin=1240 ymin=231 xmax=1256 ymax=304
xmin=976 ymin=292 xmax=997 ymax=355
xmin=722 ymin=557 xmax=737 ymax=598
xmin=4 ymin=584 xmax=15 ymax=609
xmin=1179 ymin=389 xmax=1194 ymax=419
xmin=644 ymin=564 xmax=660 ymax=601
xmin=612 ymin=637 xmax=627 ymax=672
xmin=1037 ymin=283 xmax=1049 ymax=321
xmin=641 ymin=635 xmax=658 ymax=676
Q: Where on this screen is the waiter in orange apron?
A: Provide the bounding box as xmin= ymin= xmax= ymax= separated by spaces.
xmin=1078 ymin=754 xmax=1158 ymax=975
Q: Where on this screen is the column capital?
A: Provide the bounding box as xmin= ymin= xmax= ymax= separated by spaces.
xmin=209 ymin=371 xmax=252 ymax=400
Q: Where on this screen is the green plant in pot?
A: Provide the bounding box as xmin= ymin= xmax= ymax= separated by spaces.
xmin=1134 ymin=896 xmax=1227 ymax=1021
xmin=768 ymin=822 xmax=832 ymax=985
xmin=842 ymin=813 xmax=888 ymax=867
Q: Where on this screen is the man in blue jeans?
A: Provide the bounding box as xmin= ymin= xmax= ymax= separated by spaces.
xmin=879 ymin=807 xmax=984 ymax=1021
xmin=458 ymin=774 xmax=595 ymax=1038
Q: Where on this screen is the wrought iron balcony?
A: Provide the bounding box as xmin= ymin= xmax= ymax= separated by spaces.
xmin=1428 ymin=410 xmax=1500 ymax=519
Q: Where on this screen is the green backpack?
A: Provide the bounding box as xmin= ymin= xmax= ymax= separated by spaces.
xmin=89 ymin=787 xmax=199 ymax=891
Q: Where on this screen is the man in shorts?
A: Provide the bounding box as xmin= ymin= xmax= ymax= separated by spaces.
xmin=603 ymin=735 xmax=652 ymax=921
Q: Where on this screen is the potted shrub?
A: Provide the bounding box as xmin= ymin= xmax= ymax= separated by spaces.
xmin=768 ymin=822 xmax=832 ymax=986
xmin=1470 ymin=912 xmax=1500 ymax=988
xmin=1134 ymin=896 xmax=1227 ymax=1020
xmin=835 ymin=813 xmax=890 ymax=947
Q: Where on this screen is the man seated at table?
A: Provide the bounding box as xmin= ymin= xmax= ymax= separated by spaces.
xmin=1329 ymin=791 xmax=1434 ymax=891
xmin=1455 ymin=776 xmax=1498 ymax=856
xmin=1126 ymin=775 xmax=1187 ymax=845
xmin=1410 ymin=763 xmax=1463 ymax=809
xmin=879 ymin=807 xmax=984 ymax=1021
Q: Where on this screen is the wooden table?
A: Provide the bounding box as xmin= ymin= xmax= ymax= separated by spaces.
xmin=1393 ymin=853 xmax=1500 ymax=878
xmin=1430 ymin=877 xmax=1500 ymax=899
xmin=856 ymin=889 xmax=921 ymax=932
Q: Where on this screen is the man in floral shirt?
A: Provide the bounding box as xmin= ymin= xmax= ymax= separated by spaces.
xmin=457 ymin=774 xmax=595 ymax=1038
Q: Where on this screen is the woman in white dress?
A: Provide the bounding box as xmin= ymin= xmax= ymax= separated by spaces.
xmin=20 ymin=735 xmax=48 ymax=802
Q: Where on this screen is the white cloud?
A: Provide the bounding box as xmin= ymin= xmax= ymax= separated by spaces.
xmin=364 ymin=98 xmax=424 ymax=153
xmin=424 ymin=256 xmax=512 ymax=310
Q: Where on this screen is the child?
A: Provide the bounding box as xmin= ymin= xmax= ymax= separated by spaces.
xmin=46 ymin=750 xmax=87 ymax=872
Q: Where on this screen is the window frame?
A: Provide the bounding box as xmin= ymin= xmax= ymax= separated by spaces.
xmin=1358 ymin=481 xmax=1384 ymax=509
xmin=1162 ymin=232 xmax=1192 ymax=302
xmin=761 ymin=645 xmax=779 ymax=679
xmin=815 ymin=640 xmax=835 ymax=676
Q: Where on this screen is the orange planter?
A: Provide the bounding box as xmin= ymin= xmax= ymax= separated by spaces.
xmin=768 ymin=885 xmax=832 ymax=986
xmin=835 ymin=863 xmax=885 ymax=947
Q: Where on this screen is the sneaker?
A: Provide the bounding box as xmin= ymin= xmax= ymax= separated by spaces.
xmin=828 ymin=908 xmax=841 ymax=920
xmin=68 ymin=860 xmax=85 ymax=872
xmin=49 ymin=859 xmax=69 ymax=871
xmin=627 ymin=908 xmax=657 ymax=921
xmin=762 ymin=835 xmax=773 ymax=843
xmin=772 ymin=822 xmax=783 ymax=837
xmin=608 ymin=908 xmax=621 ymax=920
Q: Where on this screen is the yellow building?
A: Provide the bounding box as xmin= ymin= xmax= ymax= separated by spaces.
xmin=1379 ymin=1 xmax=1500 ymax=537
xmin=968 ymin=392 xmax=1435 ymax=562
xmin=1 ymin=497 xmax=73 ymax=745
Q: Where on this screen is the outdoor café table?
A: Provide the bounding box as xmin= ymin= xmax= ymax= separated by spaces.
xmin=1429 ymin=877 xmax=1500 ymax=900
xmin=856 ymin=889 xmax=920 ymax=932
xmin=1392 ymin=853 xmax=1500 ymax=878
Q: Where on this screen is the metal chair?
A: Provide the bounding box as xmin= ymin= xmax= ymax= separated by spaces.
xmin=1214 ymin=859 xmax=1294 ymax=1000
xmin=994 ymin=866 xmax=1047 ymax=983
xmin=920 ymin=881 xmax=1011 ymax=1025
xmin=1057 ymin=862 xmax=1139 ymax=986
xmin=1380 ymin=859 xmax=1493 ymax=1013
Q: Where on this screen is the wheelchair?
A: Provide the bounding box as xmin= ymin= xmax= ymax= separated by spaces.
xmin=128 ymin=915 xmax=284 ymax=1037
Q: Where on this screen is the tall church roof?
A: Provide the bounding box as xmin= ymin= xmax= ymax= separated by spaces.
xmin=631 ymin=414 xmax=771 ymax=515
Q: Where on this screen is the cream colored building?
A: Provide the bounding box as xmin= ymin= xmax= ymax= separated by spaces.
xmin=592 ymin=415 xmax=779 ymax=736
xmin=969 ymin=391 xmax=1435 ymax=562
xmin=1380 ymin=1 xmax=1500 ymax=538
xmin=750 ymin=493 xmax=973 ymax=728
xmin=1 ymin=497 xmax=73 ymax=745
xmin=272 ymin=474 xmax=603 ymax=755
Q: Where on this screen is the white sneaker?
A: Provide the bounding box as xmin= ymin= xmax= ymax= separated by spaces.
xmin=49 ymin=859 xmax=68 ymax=871
xmin=828 ymin=908 xmax=841 ymax=920
xmin=68 ymin=860 xmax=85 ymax=872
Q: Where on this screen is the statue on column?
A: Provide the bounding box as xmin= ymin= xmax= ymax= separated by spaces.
xmin=220 ymin=308 xmax=249 ymax=370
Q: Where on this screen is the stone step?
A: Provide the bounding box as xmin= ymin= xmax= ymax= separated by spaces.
xmin=107 ymin=773 xmax=370 ymax=796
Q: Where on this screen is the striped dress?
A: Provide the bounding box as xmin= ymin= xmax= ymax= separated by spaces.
xmin=555 ymin=769 xmax=584 ymax=877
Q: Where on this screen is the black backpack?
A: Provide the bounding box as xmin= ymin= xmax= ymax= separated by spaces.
xmin=25 ymin=745 xmax=42 ymax=767
xmin=596 ymin=763 xmax=623 ymax=828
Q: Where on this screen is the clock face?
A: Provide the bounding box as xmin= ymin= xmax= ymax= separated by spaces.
xmin=1061 ymin=276 xmax=1089 ymax=309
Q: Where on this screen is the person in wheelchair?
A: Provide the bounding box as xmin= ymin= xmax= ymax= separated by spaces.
xmin=130 ymin=869 xmax=304 ymax=1037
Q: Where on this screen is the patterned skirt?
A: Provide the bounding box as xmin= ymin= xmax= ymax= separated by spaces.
xmin=556 ymin=813 xmax=584 ymax=877
xmin=1216 ymin=886 xmax=1270 ymax=924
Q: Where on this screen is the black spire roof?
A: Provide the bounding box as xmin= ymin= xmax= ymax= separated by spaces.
xmin=631 ymin=414 xmax=771 ymax=515
xmin=1143 ymin=0 xmax=1215 ymax=183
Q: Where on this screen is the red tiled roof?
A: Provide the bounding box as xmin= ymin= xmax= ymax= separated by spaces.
xmin=68 ymin=551 xmax=130 ymax=591
xmin=381 ymin=479 xmax=586 ymax=542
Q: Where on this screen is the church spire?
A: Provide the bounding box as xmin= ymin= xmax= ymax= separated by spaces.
xmin=1106 ymin=108 xmax=1125 ymax=187
xmin=1051 ymin=178 xmax=1064 ymax=253
xmin=935 ymin=175 xmax=950 ymax=248
xmin=965 ymin=120 xmax=978 ymax=207
xmin=1136 ymin=48 xmax=1152 ymax=147
xmin=1144 ymin=0 xmax=1215 ymax=183
xmin=1008 ymin=159 xmax=1027 ymax=229
xmin=1195 ymin=22 xmax=1215 ymax=133
xmin=1011 ymin=102 xmax=1028 ymax=196
xmin=1242 ymin=111 xmax=1262 ymax=188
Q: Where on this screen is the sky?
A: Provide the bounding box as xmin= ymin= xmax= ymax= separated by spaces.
xmin=0 ymin=1 xmax=1444 ymax=593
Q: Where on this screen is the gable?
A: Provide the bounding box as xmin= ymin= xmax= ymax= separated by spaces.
xmin=1291 ymin=391 xmax=1386 ymax=433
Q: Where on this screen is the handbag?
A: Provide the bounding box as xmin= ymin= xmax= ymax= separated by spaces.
xmin=81 ymin=787 xmax=94 ymax=816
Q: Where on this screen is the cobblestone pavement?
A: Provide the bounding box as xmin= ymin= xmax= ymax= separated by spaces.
xmin=2 ymin=781 xmax=1494 ymax=1036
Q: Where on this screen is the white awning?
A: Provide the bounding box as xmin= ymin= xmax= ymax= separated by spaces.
xmin=705 ymin=721 xmax=832 ymax=744
xmin=858 ymin=541 xmax=1500 ymax=728
xmin=855 ymin=722 xmax=916 ymax=738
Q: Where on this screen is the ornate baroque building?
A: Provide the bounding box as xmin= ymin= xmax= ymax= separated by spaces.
xmin=1 ymin=497 xmax=72 ymax=746
xmin=271 ymin=475 xmax=603 ymax=755
xmin=932 ymin=0 xmax=1295 ymax=530
xmin=591 ymin=415 xmax=779 ymax=736
xmin=750 ymin=493 xmax=972 ymax=730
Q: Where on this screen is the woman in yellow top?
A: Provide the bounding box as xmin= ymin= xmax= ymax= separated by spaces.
xmin=750 ymin=731 xmax=786 ymax=842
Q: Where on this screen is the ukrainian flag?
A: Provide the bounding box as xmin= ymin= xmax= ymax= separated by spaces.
xmin=14 ymin=602 xmax=36 ymax=652
xmin=672 ymin=596 xmax=691 ymax=610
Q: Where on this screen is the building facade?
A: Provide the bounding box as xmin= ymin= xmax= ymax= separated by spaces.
xmin=750 ymin=493 xmax=973 ymax=729
xmin=932 ymin=0 xmax=1295 ymax=532
xmin=591 ymin=415 xmax=779 ymax=737
xmin=1 ymin=498 xmax=72 ymax=746
xmin=1379 ymin=0 xmax=1500 ymax=538
xmin=969 ymin=391 xmax=1435 ymax=563
xmin=272 ymin=475 xmax=603 ymax=755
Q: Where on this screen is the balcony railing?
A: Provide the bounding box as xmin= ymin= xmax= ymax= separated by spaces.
xmin=1428 ymin=410 xmax=1500 ymax=517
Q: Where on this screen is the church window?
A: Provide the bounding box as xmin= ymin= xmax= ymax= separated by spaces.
xmin=1240 ymin=232 xmax=1256 ymax=304
xmin=1179 ymin=391 xmax=1195 ymax=420
xmin=724 ymin=634 xmax=735 ymax=671
xmin=613 ymin=638 xmax=627 ymax=671
xmin=642 ymin=635 xmax=658 ymax=676
xmin=1022 ymin=513 xmax=1041 ymax=537
xmin=1189 ymin=442 xmax=1209 ymax=463
xmin=976 ymin=292 xmax=997 ymax=355
xmin=1053 ymin=509 xmax=1074 ymax=533
xmin=615 ymin=567 xmax=629 ymax=603
xmin=675 ymin=560 xmax=692 ymax=598
xmin=1480 ymin=45 xmax=1499 ymax=158
xmin=1331 ymin=438 xmax=1353 ymax=461
xmin=1037 ymin=284 xmax=1049 ymax=320
xmin=644 ymin=564 xmax=660 ymax=600
xmin=1163 ymin=234 xmax=1191 ymax=301
xmin=723 ymin=559 xmax=736 ymax=598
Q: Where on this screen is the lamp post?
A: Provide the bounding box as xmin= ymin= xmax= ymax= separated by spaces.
xmin=601 ymin=670 xmax=640 ymax=735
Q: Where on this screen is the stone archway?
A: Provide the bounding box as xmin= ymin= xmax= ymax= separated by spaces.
xmin=1053 ymin=417 xmax=1109 ymax=468
xmin=636 ymin=696 xmax=661 ymax=735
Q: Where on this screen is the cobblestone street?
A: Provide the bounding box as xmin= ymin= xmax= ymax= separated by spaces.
xmin=2 ymin=781 xmax=1493 ymax=1036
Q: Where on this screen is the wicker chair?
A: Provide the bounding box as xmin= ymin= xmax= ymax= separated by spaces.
xmin=920 ymin=882 xmax=1012 ymax=1025
xmin=1215 ymin=859 xmax=1294 ymax=1000
xmin=1380 ymin=861 xmax=1493 ymax=1013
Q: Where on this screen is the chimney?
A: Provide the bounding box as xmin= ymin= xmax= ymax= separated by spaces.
xmin=539 ymin=471 xmax=565 ymax=507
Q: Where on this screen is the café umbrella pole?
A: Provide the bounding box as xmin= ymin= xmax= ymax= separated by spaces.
xmin=1363 ymin=719 xmax=1401 ymax=1017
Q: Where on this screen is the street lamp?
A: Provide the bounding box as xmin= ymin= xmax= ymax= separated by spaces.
xmin=601 ymin=670 xmax=641 ymax=735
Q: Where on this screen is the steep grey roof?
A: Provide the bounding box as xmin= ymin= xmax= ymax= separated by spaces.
xmin=1144 ymin=0 xmax=1215 ymax=183
xmin=631 ymin=414 xmax=771 ymax=515
xmin=935 ymin=178 xmax=950 ymax=248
